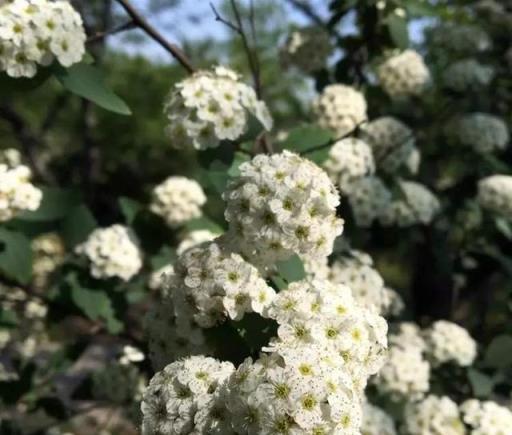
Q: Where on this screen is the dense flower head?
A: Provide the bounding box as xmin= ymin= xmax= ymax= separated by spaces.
xmin=404 ymin=395 xmax=465 ymax=435
xmin=461 ymin=399 xmax=512 ymax=434
xmin=477 ymin=174 xmax=512 ymax=218
xmin=280 ymin=26 xmax=332 ymax=73
xmin=148 ymin=264 xmax=175 ymax=292
xmin=347 ymin=176 xmax=392 ymax=227
xmin=361 ymin=401 xmax=397 ymax=435
xmin=312 ymin=84 xmax=367 ymax=137
xmin=358 ymin=116 xmax=417 ymax=174
xmin=176 ymin=229 xmax=221 ymax=256
xmin=428 ymin=23 xmax=491 ymax=54
xmin=323 ymin=138 xmax=375 ymax=192
xmin=388 ymin=322 xmax=426 ymax=352
xmin=443 ymin=59 xmax=494 ymax=92
xmin=75 ymin=224 xmax=143 ymax=281
xmin=448 ymin=113 xmax=509 ymax=153
xmin=223 ymin=151 xmax=343 ymax=269
xmin=141 ymin=356 xmax=235 ymax=435
xmin=166 ymin=240 xmax=276 ymax=328
xmin=0 ymin=0 xmax=86 ymax=78
xmin=0 ymin=149 xmax=42 ymax=221
xmin=150 ymin=176 xmax=207 ymax=228
xmin=423 ymin=320 xmax=477 ymax=367
xmin=31 ymin=232 xmax=65 ymax=289
xmin=379 ymin=180 xmax=440 ymax=227
xmin=377 ymin=50 xmax=430 ymax=98
xmin=164 ymin=66 xmax=273 ymax=150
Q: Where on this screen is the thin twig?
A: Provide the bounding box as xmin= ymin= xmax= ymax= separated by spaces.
xmin=115 ymin=0 xmax=195 ymax=73
xmin=285 ymin=0 xmax=325 ymax=26
xmin=87 ymin=20 xmax=136 ymax=43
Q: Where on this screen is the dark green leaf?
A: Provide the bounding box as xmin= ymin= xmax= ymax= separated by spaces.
xmin=0 ymin=69 xmax=52 ymax=96
xmin=150 ymin=245 xmax=176 ymax=269
xmin=228 ymin=152 xmax=251 ymax=178
xmin=468 ymin=369 xmax=494 ymax=397
xmin=17 ymin=187 xmax=81 ymax=222
xmin=60 ymin=205 xmax=97 ymax=248
xmin=0 ymin=229 xmax=32 ymax=284
xmin=484 ymin=335 xmax=512 ymax=369
xmin=185 ymin=216 xmax=224 ymax=234
xmin=495 ymin=217 xmax=512 ymax=240
xmin=119 ymin=197 xmax=143 ymax=225
xmin=0 ymin=307 xmax=18 ymax=326
xmin=281 ymin=124 xmax=334 ymax=153
xmin=387 ymin=14 xmax=409 ymax=49
xmin=276 ymin=254 xmax=306 ymax=283
xmin=54 ymin=63 xmax=131 ymax=115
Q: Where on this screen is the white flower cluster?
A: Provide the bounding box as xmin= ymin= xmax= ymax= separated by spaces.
xmin=150 ymin=176 xmax=206 ymax=228
xmin=0 ymin=148 xmax=42 ymax=221
xmin=323 ymin=138 xmax=375 ymax=192
xmin=443 ymin=59 xmax=494 ymax=92
xmin=223 ymin=151 xmax=343 ymax=269
xmin=404 ymin=395 xmax=465 ymax=435
xmin=31 ymin=232 xmax=65 ymax=289
xmin=280 ymin=26 xmax=332 ymax=73
xmin=75 ymin=224 xmax=143 ymax=281
xmin=329 ymin=250 xmax=399 ymax=316
xmin=176 ymin=229 xmax=220 ymax=255
xmin=0 ymin=0 xmax=86 ymax=78
xmin=423 ymin=320 xmax=477 ymax=367
xmin=347 ymin=176 xmax=392 ymax=227
xmin=361 ymin=401 xmax=397 ymax=435
xmin=477 ymin=174 xmax=512 ymax=218
xmin=359 ymin=116 xmax=417 ymax=174
xmin=461 ymin=399 xmax=512 ymax=434
xmin=388 ymin=322 xmax=426 ymax=352
xmin=429 ymin=24 xmax=491 ymax=54
xmin=377 ymin=50 xmax=430 ymax=98
xmin=379 ymin=180 xmax=440 ymax=227
xmin=164 ymin=66 xmax=273 ymax=150
xmin=312 ymin=84 xmax=367 ymax=136
xmin=148 ymin=263 xmax=175 ymax=292
xmin=448 ymin=113 xmax=509 ymax=153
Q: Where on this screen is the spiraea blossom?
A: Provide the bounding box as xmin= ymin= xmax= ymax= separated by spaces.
xmin=166 ymin=240 xmax=276 ymax=328
xmin=379 ymin=180 xmax=440 ymax=227
xmin=0 ymin=148 xmax=42 ymax=221
xmin=147 ymin=263 xmax=175 ymax=292
xmin=428 ymin=23 xmax=491 ymax=54
xmin=477 ymin=174 xmax=512 ymax=218
xmin=443 ymin=59 xmax=494 ymax=92
xmin=323 ymin=138 xmax=375 ymax=192
xmin=31 ymin=232 xmax=65 ymax=289
xmin=377 ymin=50 xmax=430 ymax=98
xmin=223 ymin=151 xmax=343 ymax=269
xmin=347 ymin=176 xmax=392 ymax=227
xmin=75 ymin=224 xmax=143 ymax=281
xmin=312 ymin=84 xmax=367 ymax=137
xmin=404 ymin=395 xmax=465 ymax=435
xmin=361 ymin=401 xmax=397 ymax=435
xmin=0 ymin=0 xmax=86 ymax=78
xmin=447 ymin=113 xmax=509 ymax=153
xmin=460 ymin=399 xmax=512 ymax=434
xmin=164 ymin=66 xmax=272 ymax=150
xmin=388 ymin=322 xmax=427 ymax=352
xmin=280 ymin=26 xmax=332 ymax=73
xmin=150 ymin=176 xmax=207 ymax=228
xmin=359 ymin=116 xmax=417 ymax=174
xmin=423 ymin=320 xmax=477 ymax=367
xmin=176 ymin=229 xmax=221 ymax=255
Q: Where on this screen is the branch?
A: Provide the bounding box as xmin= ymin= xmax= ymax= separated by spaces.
xmin=115 ymin=0 xmax=195 ymax=74
xmin=87 ymin=20 xmax=136 ymax=43
xmin=284 ymin=0 xmax=325 ymax=27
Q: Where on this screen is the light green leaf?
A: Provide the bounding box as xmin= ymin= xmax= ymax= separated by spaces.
xmin=228 ymin=152 xmax=251 ymax=178
xmin=119 ymin=197 xmax=143 ymax=225
xmin=495 ymin=217 xmax=512 ymax=240
xmin=60 ymin=205 xmax=97 ymax=248
xmin=484 ymin=335 xmax=512 ymax=369
xmin=468 ymin=369 xmax=494 ymax=397
xmin=387 ymin=14 xmax=409 ymax=50
xmin=276 ymin=254 xmax=306 ymax=283
xmin=185 ymin=217 xmax=224 ymax=234
xmin=17 ymin=187 xmax=81 ymax=222
xmin=281 ymin=124 xmax=334 ymax=154
xmin=0 ymin=229 xmax=32 ymax=284
xmin=54 ymin=63 xmax=131 ymax=115
xmin=150 ymin=245 xmax=176 ymax=269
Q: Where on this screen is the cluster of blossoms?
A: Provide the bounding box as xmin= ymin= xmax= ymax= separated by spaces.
xmin=347 ymin=176 xmax=392 ymax=227
xmin=423 ymin=320 xmax=477 ymax=367
xmin=31 ymin=232 xmax=65 ymax=289
xmin=359 ymin=116 xmax=418 ymax=174
xmin=428 ymin=23 xmax=491 ymax=54
xmin=379 ymin=180 xmax=441 ymax=227
xmin=280 ymin=26 xmax=332 ymax=73
xmin=477 ymin=174 xmax=512 ymax=218
xmin=150 ymin=176 xmax=206 ymax=228
xmin=312 ymin=84 xmax=367 ymax=136
xmin=361 ymin=401 xmax=397 ymax=435
xmin=376 ymin=50 xmax=430 ymax=98
xmin=329 ymin=250 xmax=403 ymax=316
xmin=447 ymin=113 xmax=509 ymax=153
xmin=442 ymin=59 xmax=494 ymax=92
xmin=223 ymin=151 xmax=344 ymax=270
xmin=0 ymin=0 xmax=86 ymax=78
xmin=164 ymin=66 xmax=273 ymax=150
xmin=0 ymin=148 xmax=42 ymax=221
xmin=404 ymin=395 xmax=465 ymax=435
xmin=461 ymin=399 xmax=512 ymax=434
xmin=75 ymin=224 xmax=143 ymax=281
xmin=176 ymin=229 xmax=221 ymax=255
xmin=322 ymin=138 xmax=375 ymax=192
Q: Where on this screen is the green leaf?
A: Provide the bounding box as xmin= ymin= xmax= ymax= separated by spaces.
xmin=281 ymin=124 xmax=334 ymax=153
xmin=387 ymin=14 xmax=409 ymax=49
xmin=119 ymin=197 xmax=143 ymax=225
xmin=484 ymin=335 xmax=512 ymax=369
xmin=150 ymin=245 xmax=176 ymax=269
xmin=276 ymin=254 xmax=306 ymax=283
xmin=304 ymin=147 xmax=330 ymax=165
xmin=228 ymin=152 xmax=251 ymax=178
xmin=205 ymin=160 xmax=230 ymax=194
xmin=54 ymin=63 xmax=131 ymax=115
xmin=17 ymin=187 xmax=81 ymax=221
xmin=67 ymin=274 xmax=123 ymax=334
xmin=0 ymin=229 xmax=32 ymax=284
xmin=185 ymin=216 xmax=224 ymax=234
xmin=0 ymin=307 xmax=19 ymax=326
xmin=468 ymin=369 xmax=494 ymax=397
xmin=495 ymin=217 xmax=512 ymax=239
xmin=0 ymin=68 xmax=52 ymax=95
xmin=60 ymin=205 xmax=97 ymax=248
